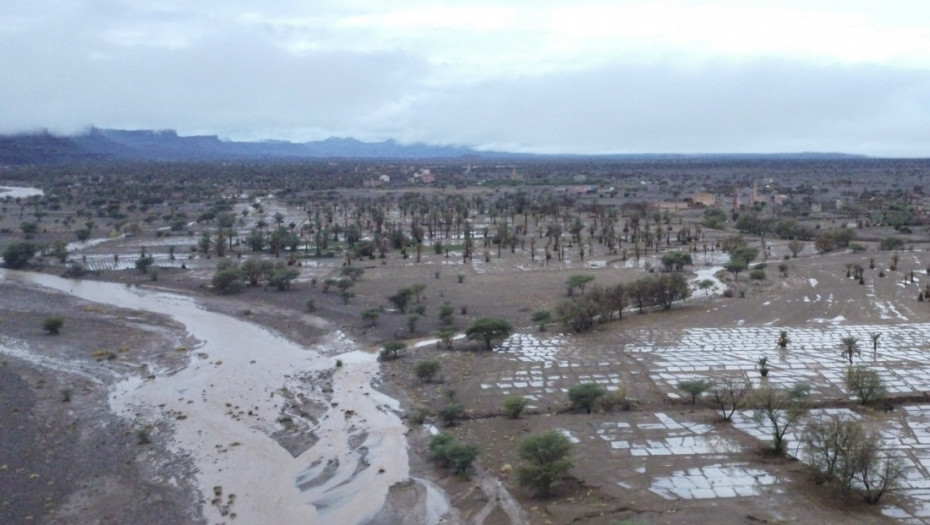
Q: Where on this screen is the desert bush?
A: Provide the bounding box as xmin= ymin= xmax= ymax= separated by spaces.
xmin=568 ymin=382 xmax=607 ymax=414
xmin=438 ymin=403 xmax=464 ymax=427
xmin=531 ymin=310 xmax=551 ymax=331
xmin=322 ymin=277 xmax=338 ymax=293
xmin=879 ymin=237 xmax=905 ymax=251
xmin=438 ymin=303 xmax=455 ymax=326
xmin=361 ymin=307 xmax=380 ymax=326
xmin=211 ymin=260 xmax=243 ymax=294
xmin=270 ymin=267 xmax=300 ymax=290
xmin=845 ymin=366 xmax=887 ymax=405
xmin=516 ymin=430 xmax=573 ymax=498
xmin=503 ymin=396 xmax=529 ymax=419
xmin=599 ymin=387 xmax=630 ymax=412
xmin=407 ymin=407 xmax=429 ymax=425
xmin=136 ymin=426 xmax=152 ymax=445
xmin=429 ymin=433 xmax=479 ymax=476
xmin=42 ymin=315 xmax=64 ymax=335
xmin=710 ymin=376 xmax=751 ymax=421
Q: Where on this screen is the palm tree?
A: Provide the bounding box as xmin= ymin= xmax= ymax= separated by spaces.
xmin=841 ymin=335 xmax=860 ymax=364
xmin=870 ymin=333 xmax=881 ymax=359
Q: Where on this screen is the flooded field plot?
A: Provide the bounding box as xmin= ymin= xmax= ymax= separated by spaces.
xmin=733 ymin=405 xmax=930 ymax=522
xmin=626 ymin=323 xmax=930 ymax=399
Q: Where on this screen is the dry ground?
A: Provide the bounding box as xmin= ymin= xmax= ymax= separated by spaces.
xmin=0 ymin=280 xmax=202 ymax=525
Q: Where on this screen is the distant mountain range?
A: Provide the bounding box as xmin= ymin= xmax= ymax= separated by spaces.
xmin=0 ymin=128 xmax=867 ymax=164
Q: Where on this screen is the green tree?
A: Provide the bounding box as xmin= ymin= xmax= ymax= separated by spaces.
xmin=388 ymin=288 xmax=413 ymax=313
xmin=2 ymin=241 xmax=37 ymax=269
xmin=75 ymin=228 xmax=91 ymax=242
xmin=414 ymin=359 xmax=441 ymax=383
xmin=438 ymin=328 xmax=456 ymax=349
xmin=840 ymin=336 xmax=860 ymax=365
xmin=135 ymin=255 xmax=155 ymax=274
xmin=406 ymin=314 xmax=420 ymax=333
xmin=568 ymin=382 xmax=607 ymax=414
xmin=565 ymin=274 xmax=595 ymax=296
xmin=408 ymin=283 xmax=427 ymax=303
xmin=248 ymin=228 xmax=265 ymax=252
xmin=516 ymin=430 xmax=573 ymax=498
xmin=677 ymin=379 xmax=712 ymax=404
xmin=429 ymin=433 xmax=479 ymax=476
xmin=198 ymin=231 xmax=212 ymax=255
xmin=555 ymin=295 xmax=599 ymax=332
xmin=702 ymin=207 xmax=727 ymax=229
xmin=241 ymin=258 xmax=272 ymax=286
xmin=751 ymin=383 xmax=809 ymax=455
xmin=465 ymin=318 xmax=513 ymax=350
xmin=380 ymin=340 xmax=406 ymax=361
xmin=655 ymin=273 xmax=691 ymax=310
xmin=698 ymin=279 xmax=715 ymax=295
xmin=438 ymin=302 xmax=455 ymax=326
xmin=20 ymin=221 xmax=38 ymax=238
xmin=52 ymin=239 xmax=68 ymax=263
xmin=725 ymin=257 xmax=748 ymax=281
xmin=660 ymin=251 xmax=693 ymax=271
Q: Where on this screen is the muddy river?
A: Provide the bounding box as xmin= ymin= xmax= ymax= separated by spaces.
xmin=0 ymin=269 xmax=428 ymax=524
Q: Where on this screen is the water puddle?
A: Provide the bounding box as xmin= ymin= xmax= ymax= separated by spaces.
xmin=0 ymin=185 xmax=44 ymax=198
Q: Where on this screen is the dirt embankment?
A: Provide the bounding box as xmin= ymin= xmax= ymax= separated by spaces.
xmin=0 ymin=280 xmax=202 ymax=525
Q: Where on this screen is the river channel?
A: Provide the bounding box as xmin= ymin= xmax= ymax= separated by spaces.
xmin=0 ymin=269 xmax=416 ymax=524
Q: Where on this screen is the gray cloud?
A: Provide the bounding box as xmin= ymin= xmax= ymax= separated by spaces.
xmin=1 ymin=2 xmax=929 ymax=156
xmin=398 ymin=60 xmax=930 ymax=156
xmin=0 ymin=16 xmax=429 ymax=139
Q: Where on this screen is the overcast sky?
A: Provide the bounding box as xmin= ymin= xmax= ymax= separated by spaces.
xmin=3 ymin=1 xmax=930 ymax=156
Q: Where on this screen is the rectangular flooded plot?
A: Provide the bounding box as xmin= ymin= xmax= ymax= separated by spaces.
xmin=625 ymin=323 xmax=930 ymax=401
xmin=732 ymin=405 xmax=930 ymax=522
xmin=650 ymin=464 xmax=779 ymax=500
